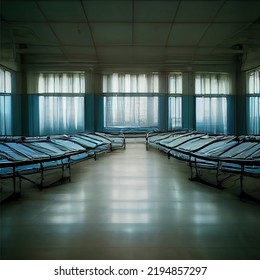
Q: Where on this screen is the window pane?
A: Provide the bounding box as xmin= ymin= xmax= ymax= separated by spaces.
xmin=0 ymin=69 xmax=4 ymax=92
xmin=103 ymin=73 xmax=159 ymax=129
xmin=0 ymin=95 xmax=12 ymax=135
xmin=104 ymin=96 xmax=158 ymax=128
xmin=0 ymin=68 xmax=12 ymax=94
xmin=195 ymin=73 xmax=230 ymax=95
xmin=248 ymin=70 xmax=260 ymax=94
xmin=169 ymin=72 xmax=182 ymax=94
xmin=248 ymin=96 xmax=260 ymax=134
xmin=0 ymin=68 xmax=12 ymax=135
xmin=102 ymin=73 xmax=159 ymax=93
xmin=168 ymin=96 xmax=182 ymax=130
xmin=247 ymin=68 xmax=260 ymax=134
xmin=168 ymin=72 xmax=182 ymax=130
xmin=38 ymin=72 xmax=85 ymax=135
xmin=39 ymin=96 xmax=85 ymax=135
xmin=38 ymin=73 xmax=85 ymax=93
xmin=196 ymin=97 xmax=227 ymax=134
xmin=195 ymin=72 xmax=230 ymax=134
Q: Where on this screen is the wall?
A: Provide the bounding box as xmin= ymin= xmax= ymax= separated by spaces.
xmin=3 ymin=59 xmax=253 ymax=136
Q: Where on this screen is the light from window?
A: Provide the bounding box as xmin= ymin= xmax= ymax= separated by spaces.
xmin=195 ymin=73 xmax=230 ymax=134
xmin=38 ymin=72 xmax=85 ymax=135
xmin=247 ymin=68 xmax=260 ymax=134
xmin=38 ymin=73 xmax=85 ymax=93
xmin=102 ymin=73 xmax=159 ymax=93
xmin=103 ymin=73 xmax=159 ymax=129
xmin=0 ymin=67 xmax=12 ymax=135
xmin=168 ymin=72 xmax=182 ymax=130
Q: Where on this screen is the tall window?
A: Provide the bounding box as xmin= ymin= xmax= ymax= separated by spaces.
xmin=38 ymin=73 xmax=85 ymax=135
xmin=0 ymin=67 xmax=12 ymax=135
xmin=195 ymin=73 xmax=230 ymax=134
xmin=103 ymin=73 xmax=159 ymax=129
xmin=247 ymin=68 xmax=260 ymax=134
xmin=168 ymin=72 xmax=182 ymax=130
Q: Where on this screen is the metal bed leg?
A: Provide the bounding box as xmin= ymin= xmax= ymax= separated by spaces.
xmin=12 ymin=166 xmax=16 ymax=195
xmin=189 ymin=156 xmax=195 ymax=180
xmin=62 ymin=162 xmax=65 ymax=179
xmin=68 ymin=161 xmax=71 ymax=183
xmin=194 ymin=158 xmax=199 ymax=178
xmin=216 ymin=161 xmax=221 ymax=188
xmin=40 ymin=163 xmax=44 ymax=190
xmin=189 ymin=157 xmax=199 ymax=180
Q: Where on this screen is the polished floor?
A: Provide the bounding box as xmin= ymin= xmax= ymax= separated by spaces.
xmin=1 ymin=141 xmax=260 ymax=260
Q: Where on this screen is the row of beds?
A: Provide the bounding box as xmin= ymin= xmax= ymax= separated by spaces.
xmin=0 ymin=132 xmax=125 ymax=201
xmin=146 ymin=131 xmax=260 ymax=199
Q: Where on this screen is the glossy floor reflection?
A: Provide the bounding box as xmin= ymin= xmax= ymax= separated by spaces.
xmin=1 ymin=142 xmax=260 ymax=260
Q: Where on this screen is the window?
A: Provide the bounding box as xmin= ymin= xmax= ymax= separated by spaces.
xmin=0 ymin=67 xmax=12 ymax=135
xmin=168 ymin=72 xmax=182 ymax=130
xmin=195 ymin=73 xmax=230 ymax=134
xmin=38 ymin=73 xmax=85 ymax=135
xmin=247 ymin=68 xmax=260 ymax=134
xmin=103 ymin=73 xmax=159 ymax=129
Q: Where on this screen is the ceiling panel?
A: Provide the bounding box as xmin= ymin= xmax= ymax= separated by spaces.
xmin=97 ymin=46 xmax=167 ymax=64
xmin=51 ymin=23 xmax=93 ymax=45
xmin=215 ymin=1 xmax=260 ymax=22
xmin=97 ymin=46 xmax=133 ymax=63
xmin=165 ymin=46 xmax=209 ymax=56
xmin=199 ymin=23 xmax=247 ymax=47
xmin=91 ymin=23 xmax=132 ymax=45
xmin=167 ymin=24 xmax=208 ymax=46
xmin=133 ymin=46 xmax=167 ymax=63
xmin=134 ymin=23 xmax=171 ymax=45
xmin=11 ymin=23 xmax=60 ymax=45
xmin=83 ymin=0 xmax=132 ymax=22
xmin=1 ymin=0 xmax=45 ymax=21
xmin=134 ymin=1 xmax=179 ymax=22
xmin=1 ymin=0 xmax=260 ymax=68
xmin=38 ymin=0 xmax=86 ymax=22
xmin=65 ymin=53 xmax=97 ymax=63
xmin=175 ymin=1 xmax=222 ymax=23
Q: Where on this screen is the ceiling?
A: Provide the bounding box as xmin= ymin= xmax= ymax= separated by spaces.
xmin=1 ymin=0 xmax=260 ymax=70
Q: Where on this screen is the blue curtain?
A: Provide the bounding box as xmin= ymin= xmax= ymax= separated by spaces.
xmin=247 ymin=69 xmax=260 ymax=134
xmin=104 ymin=95 xmax=158 ymax=129
xmin=195 ymin=73 xmax=230 ymax=134
xmin=38 ymin=95 xmax=85 ymax=135
xmin=247 ymin=95 xmax=260 ymax=134
xmin=0 ymin=94 xmax=12 ymax=135
xmin=168 ymin=96 xmax=182 ymax=130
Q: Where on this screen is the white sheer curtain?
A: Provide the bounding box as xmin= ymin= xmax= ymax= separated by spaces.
xmin=38 ymin=73 xmax=85 ymax=135
xmin=38 ymin=73 xmax=84 ymax=93
xmin=103 ymin=73 xmax=159 ymax=93
xmin=0 ymin=68 xmax=12 ymax=135
xmin=195 ymin=73 xmax=230 ymax=134
xmin=247 ymin=68 xmax=260 ymax=134
xmin=103 ymin=73 xmax=159 ymax=128
xmin=168 ymin=72 xmax=182 ymax=130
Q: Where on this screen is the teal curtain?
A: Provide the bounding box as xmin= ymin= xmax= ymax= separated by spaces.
xmin=0 ymin=94 xmax=12 ymax=135
xmin=38 ymin=95 xmax=85 ymax=136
